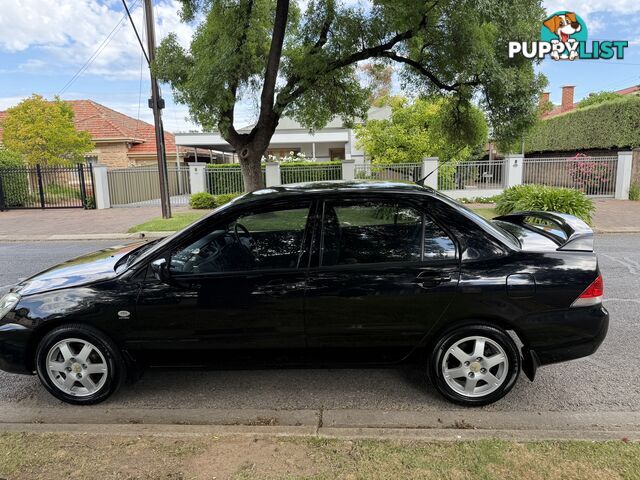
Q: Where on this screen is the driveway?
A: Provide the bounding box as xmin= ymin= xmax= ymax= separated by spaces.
xmin=0 ymin=236 xmax=638 ymax=430
xmin=0 ymin=206 xmax=190 ymax=237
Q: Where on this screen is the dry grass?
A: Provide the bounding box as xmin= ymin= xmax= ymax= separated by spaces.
xmin=0 ymin=432 xmax=637 ymax=480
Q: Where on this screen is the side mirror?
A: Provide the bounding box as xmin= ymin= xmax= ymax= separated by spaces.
xmin=150 ymin=258 xmax=169 ymax=282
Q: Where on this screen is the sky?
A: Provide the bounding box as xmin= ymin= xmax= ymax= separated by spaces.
xmin=0 ymin=0 xmax=639 ymax=133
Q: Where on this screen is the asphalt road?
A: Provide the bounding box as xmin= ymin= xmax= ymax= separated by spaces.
xmin=0 ymin=236 xmax=638 ymax=415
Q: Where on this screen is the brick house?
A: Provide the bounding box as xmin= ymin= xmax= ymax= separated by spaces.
xmin=0 ymin=99 xmax=205 ymax=169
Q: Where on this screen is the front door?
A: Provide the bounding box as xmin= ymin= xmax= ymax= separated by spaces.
xmin=304 ymin=197 xmax=460 ymax=363
xmin=131 ymin=202 xmax=314 ymax=366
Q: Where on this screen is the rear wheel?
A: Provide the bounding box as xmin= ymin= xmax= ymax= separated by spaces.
xmin=35 ymin=324 xmax=125 ymax=405
xmin=429 ymin=324 xmax=520 ymax=406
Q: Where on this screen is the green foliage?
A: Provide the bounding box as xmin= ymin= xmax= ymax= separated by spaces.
xmin=0 ymin=150 xmax=29 ymax=207
xmin=190 ymin=191 xmax=241 ymax=209
xmin=355 ymin=97 xmax=488 ymax=164
xmin=157 ymin=0 xmax=545 ymax=153
xmin=0 ymin=148 xmax=25 ymax=167
xmin=189 ymin=192 xmax=217 ymax=209
xmin=214 ymin=192 xmax=241 ymax=205
xmin=577 ymin=91 xmax=622 ymax=109
xmin=525 ymin=95 xmax=640 ymax=153
xmin=629 ymin=183 xmax=640 ymax=201
xmin=44 ymin=183 xmax=81 ymax=200
xmin=206 ymin=163 xmax=265 ymax=169
xmin=0 ymin=95 xmax=94 ymax=166
xmin=495 ymin=184 xmax=594 ymax=224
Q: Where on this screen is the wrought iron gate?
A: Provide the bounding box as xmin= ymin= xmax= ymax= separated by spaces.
xmin=0 ymin=164 xmax=94 ymax=210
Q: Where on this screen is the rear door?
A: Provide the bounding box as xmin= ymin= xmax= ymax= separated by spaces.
xmin=303 ymin=196 xmax=460 ymax=363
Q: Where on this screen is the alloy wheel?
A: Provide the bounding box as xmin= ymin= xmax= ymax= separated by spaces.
xmin=441 ymin=335 xmax=509 ymax=398
xmin=46 ymin=338 xmax=109 ymax=397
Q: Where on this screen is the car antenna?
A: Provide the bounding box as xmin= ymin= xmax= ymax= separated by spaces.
xmin=415 ymin=164 xmax=439 ymax=187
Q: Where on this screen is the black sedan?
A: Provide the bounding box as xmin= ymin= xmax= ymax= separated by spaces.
xmin=0 ymin=181 xmax=608 ymax=406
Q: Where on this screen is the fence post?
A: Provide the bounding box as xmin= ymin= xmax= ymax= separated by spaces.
xmin=189 ymin=162 xmax=207 ymax=194
xmin=615 ymin=151 xmax=633 ymax=200
xmin=265 ymin=162 xmax=281 ymax=187
xmin=421 ymin=157 xmax=438 ymax=189
xmin=504 ymin=153 xmax=524 ymax=188
xmin=342 ymin=158 xmax=355 ymax=181
xmin=92 ymin=164 xmax=111 ymax=209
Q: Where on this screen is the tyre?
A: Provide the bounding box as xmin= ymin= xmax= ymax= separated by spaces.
xmin=35 ymin=324 xmax=125 ymax=405
xmin=429 ymin=324 xmax=520 ymax=406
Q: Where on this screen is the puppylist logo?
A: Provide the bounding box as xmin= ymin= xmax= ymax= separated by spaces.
xmin=509 ymin=11 xmax=628 ymax=61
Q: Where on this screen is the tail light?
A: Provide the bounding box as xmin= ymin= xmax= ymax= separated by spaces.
xmin=571 ymin=274 xmax=604 ymax=308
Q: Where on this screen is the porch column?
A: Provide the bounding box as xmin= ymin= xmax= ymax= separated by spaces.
xmin=92 ymin=164 xmax=110 ymax=209
xmin=421 ymin=157 xmax=438 ymax=190
xmin=504 ymin=153 xmax=524 ymax=188
xmin=312 ymin=142 xmax=316 ymax=160
xmin=189 ymin=162 xmax=207 ymax=194
xmin=265 ymin=162 xmax=281 ymax=187
xmin=616 ymin=151 xmax=633 ymax=199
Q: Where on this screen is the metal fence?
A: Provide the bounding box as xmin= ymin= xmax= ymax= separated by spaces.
xmin=206 ymin=165 xmax=266 ymax=195
xmin=438 ymin=160 xmax=505 ymax=191
xmin=523 ymin=156 xmax=618 ymax=197
xmin=354 ymin=163 xmax=422 ymax=182
xmin=280 ymin=163 xmax=342 ymax=184
xmin=0 ymin=164 xmax=94 ymax=210
xmin=108 ymin=166 xmax=190 ymax=207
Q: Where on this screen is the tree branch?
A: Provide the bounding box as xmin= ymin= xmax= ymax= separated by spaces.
xmin=379 ymin=51 xmax=480 ymax=91
xmin=218 ymin=0 xmax=256 ymax=146
xmin=256 ymin=0 xmax=290 ymax=132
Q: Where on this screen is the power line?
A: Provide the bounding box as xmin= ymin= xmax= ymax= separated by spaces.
xmin=122 ymin=0 xmax=149 ymax=65
xmin=57 ymin=0 xmax=141 ymax=95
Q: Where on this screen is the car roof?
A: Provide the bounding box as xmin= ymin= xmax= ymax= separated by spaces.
xmin=233 ymin=180 xmax=436 ymax=205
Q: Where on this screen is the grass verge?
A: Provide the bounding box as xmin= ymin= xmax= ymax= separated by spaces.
xmin=469 ymin=206 xmax=497 ymax=219
xmin=127 ymin=211 xmax=208 ymax=233
xmin=0 ymin=433 xmax=637 ymax=480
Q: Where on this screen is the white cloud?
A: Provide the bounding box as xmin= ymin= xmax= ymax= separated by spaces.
xmin=0 ymin=0 xmax=194 ymax=81
xmin=544 ymin=0 xmax=640 ymax=15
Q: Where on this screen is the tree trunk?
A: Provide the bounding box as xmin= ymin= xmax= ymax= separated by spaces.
xmin=238 ymin=147 xmax=266 ymax=192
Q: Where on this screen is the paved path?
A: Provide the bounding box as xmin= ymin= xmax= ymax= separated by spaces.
xmin=592 ymin=199 xmax=640 ymax=232
xmin=0 ymin=206 xmax=190 ymax=236
xmin=0 ymin=236 xmax=638 ymax=431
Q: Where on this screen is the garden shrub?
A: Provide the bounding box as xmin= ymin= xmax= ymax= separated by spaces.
xmin=495 ymin=184 xmax=595 ymax=224
xmin=214 ymin=193 xmax=240 ymax=205
xmin=0 ymin=148 xmax=28 ymax=207
xmin=630 ymin=183 xmax=640 ymax=201
xmin=189 ymin=192 xmax=216 ymax=209
xmin=525 ymin=95 xmax=640 ymax=153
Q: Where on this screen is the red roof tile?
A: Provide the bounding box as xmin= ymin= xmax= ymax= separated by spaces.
xmin=0 ymin=99 xmax=179 ymax=156
xmin=542 ymin=84 xmax=640 ymax=119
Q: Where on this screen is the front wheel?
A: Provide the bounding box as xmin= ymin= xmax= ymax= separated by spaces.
xmin=429 ymin=324 xmax=521 ymax=406
xmin=35 ymin=324 xmax=125 ymax=405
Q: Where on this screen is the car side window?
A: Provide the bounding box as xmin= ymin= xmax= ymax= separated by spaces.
xmin=321 ymin=201 xmax=423 ymax=266
xmin=424 ymin=218 xmax=457 ymax=260
xmin=169 ymin=205 xmax=310 ymax=275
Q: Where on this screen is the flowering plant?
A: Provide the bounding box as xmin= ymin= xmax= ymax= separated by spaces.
xmin=566 ymin=153 xmax=613 ymax=195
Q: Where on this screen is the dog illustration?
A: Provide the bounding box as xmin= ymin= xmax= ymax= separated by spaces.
xmin=543 ymin=12 xmax=581 ymax=60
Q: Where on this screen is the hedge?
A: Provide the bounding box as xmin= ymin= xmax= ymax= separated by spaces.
xmin=0 ymin=149 xmax=29 ymax=207
xmin=525 ymin=95 xmax=640 ymax=153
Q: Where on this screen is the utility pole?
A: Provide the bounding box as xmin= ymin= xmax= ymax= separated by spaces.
xmin=143 ymin=0 xmax=171 ymax=218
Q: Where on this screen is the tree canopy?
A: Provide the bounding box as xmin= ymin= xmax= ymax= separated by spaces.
xmin=0 ymin=95 xmax=94 ymax=166
xmin=157 ymin=0 xmax=546 ymax=190
xmin=576 ymin=91 xmax=622 ymax=109
xmin=355 ymin=96 xmax=487 ymax=164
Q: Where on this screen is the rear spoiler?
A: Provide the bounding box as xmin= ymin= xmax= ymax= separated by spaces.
xmin=493 ymin=211 xmax=593 ymax=252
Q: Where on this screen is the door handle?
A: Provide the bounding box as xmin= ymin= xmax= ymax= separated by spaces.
xmin=415 ymin=272 xmax=451 ymax=288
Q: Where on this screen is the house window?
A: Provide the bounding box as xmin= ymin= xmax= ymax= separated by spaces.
xmin=329 ymin=148 xmax=345 ymax=161
xmin=267 ymin=148 xmax=300 ymax=160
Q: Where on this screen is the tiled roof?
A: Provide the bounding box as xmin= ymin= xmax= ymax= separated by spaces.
xmin=0 ymin=99 xmax=179 ymax=155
